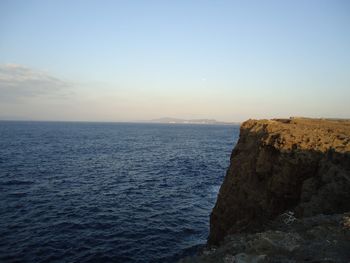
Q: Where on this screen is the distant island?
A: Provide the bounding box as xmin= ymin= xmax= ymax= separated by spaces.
xmin=149 ymin=117 xmax=239 ymax=125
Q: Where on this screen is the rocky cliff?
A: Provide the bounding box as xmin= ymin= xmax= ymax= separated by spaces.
xmin=208 ymin=118 xmax=350 ymax=245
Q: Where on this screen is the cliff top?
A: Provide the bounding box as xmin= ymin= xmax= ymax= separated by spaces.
xmin=241 ymin=117 xmax=350 ymax=153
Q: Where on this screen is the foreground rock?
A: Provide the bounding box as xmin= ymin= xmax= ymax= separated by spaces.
xmin=209 ymin=118 xmax=350 ymax=245
xmin=180 ymin=213 xmax=350 ymax=263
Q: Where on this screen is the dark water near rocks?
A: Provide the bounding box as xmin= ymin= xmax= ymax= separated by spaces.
xmin=0 ymin=121 xmax=239 ymax=263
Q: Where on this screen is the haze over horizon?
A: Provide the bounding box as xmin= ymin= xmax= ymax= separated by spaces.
xmin=1 ymin=0 xmax=349 ymax=122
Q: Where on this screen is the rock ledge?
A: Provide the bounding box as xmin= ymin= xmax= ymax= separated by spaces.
xmin=180 ymin=213 xmax=350 ymax=263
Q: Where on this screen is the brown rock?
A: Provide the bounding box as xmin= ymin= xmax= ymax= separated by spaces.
xmin=208 ymin=118 xmax=350 ymax=245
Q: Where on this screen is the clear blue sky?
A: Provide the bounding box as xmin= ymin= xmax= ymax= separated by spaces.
xmin=0 ymin=0 xmax=349 ymax=121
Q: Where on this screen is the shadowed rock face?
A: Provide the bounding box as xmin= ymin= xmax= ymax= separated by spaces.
xmin=208 ymin=118 xmax=350 ymax=245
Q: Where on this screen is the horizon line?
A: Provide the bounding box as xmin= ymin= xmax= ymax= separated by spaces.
xmin=0 ymin=118 xmax=242 ymax=125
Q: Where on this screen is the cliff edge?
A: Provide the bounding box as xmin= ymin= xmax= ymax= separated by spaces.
xmin=209 ymin=118 xmax=350 ymax=245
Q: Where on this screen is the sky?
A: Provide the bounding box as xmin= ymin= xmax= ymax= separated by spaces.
xmin=0 ymin=0 xmax=349 ymax=122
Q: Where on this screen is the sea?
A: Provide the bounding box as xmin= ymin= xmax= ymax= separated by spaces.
xmin=0 ymin=121 xmax=240 ymax=263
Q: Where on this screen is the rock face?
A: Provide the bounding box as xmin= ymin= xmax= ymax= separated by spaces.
xmin=208 ymin=118 xmax=350 ymax=245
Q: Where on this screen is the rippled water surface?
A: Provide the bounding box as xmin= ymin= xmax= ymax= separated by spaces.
xmin=0 ymin=121 xmax=239 ymax=262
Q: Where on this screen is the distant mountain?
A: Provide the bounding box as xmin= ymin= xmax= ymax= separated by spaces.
xmin=149 ymin=117 xmax=238 ymax=125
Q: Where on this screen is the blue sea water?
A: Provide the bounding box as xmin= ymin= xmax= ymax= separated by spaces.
xmin=0 ymin=121 xmax=239 ymax=263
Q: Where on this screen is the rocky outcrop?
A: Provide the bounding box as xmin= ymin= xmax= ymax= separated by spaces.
xmin=208 ymin=118 xmax=350 ymax=245
xmin=180 ymin=213 xmax=350 ymax=263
